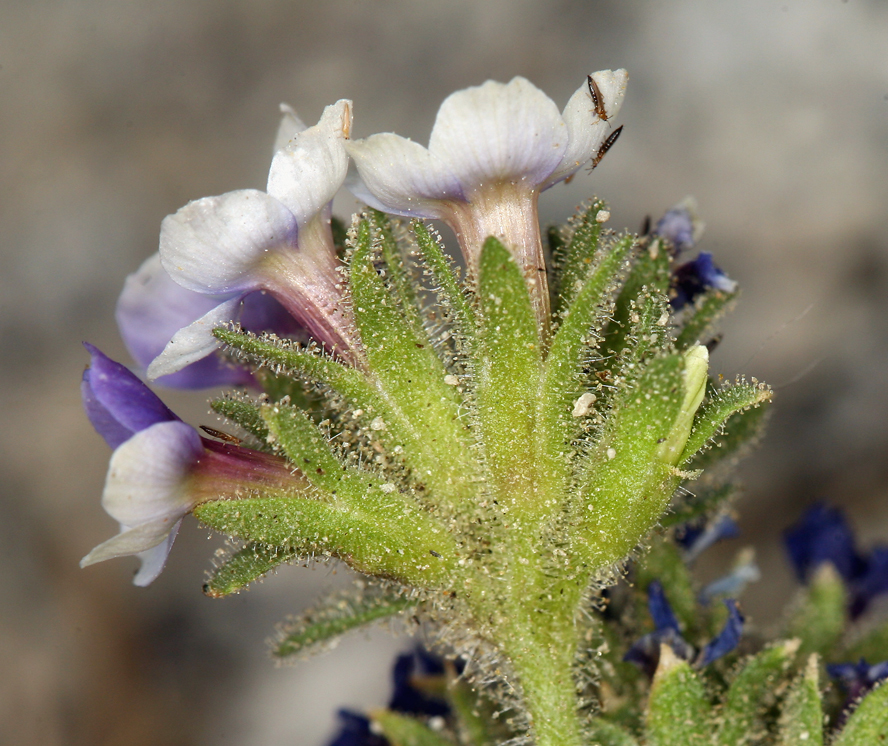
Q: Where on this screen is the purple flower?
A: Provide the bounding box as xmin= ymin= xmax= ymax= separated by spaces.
xmin=388 ymin=648 xmax=450 ymax=717
xmin=80 ymin=344 xmax=301 ymax=585
xmin=117 ymin=254 xmax=302 ymax=389
xmin=147 ymin=101 xmax=360 ymax=381
xmin=326 ymin=711 xmax=388 ymax=746
xmin=677 ymin=513 xmax=741 ymax=562
xmin=827 ymin=659 xmax=888 ymax=712
xmin=784 ymin=503 xmax=888 ymax=618
xmin=653 ymin=199 xmax=702 ymax=254
xmin=671 ymin=252 xmax=737 ymax=310
xmin=624 ymin=580 xmax=744 ymax=676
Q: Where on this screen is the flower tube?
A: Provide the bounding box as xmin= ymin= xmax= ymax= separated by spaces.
xmin=347 ymin=71 xmax=627 ymax=331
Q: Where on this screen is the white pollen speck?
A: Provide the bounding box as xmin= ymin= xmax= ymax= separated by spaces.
xmin=606 ymin=448 xmax=617 ymax=460
xmin=380 ymin=483 xmax=396 ymax=493
xmin=657 ymin=311 xmax=669 ymax=326
xmin=572 ymin=392 xmax=597 ymax=417
xmin=370 ymin=416 xmax=386 ymax=431
xmin=595 ymin=210 xmax=610 ymax=223
xmin=444 ymin=374 xmax=459 ymax=386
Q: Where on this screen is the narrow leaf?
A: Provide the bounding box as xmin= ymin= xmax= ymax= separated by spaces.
xmin=786 ymin=564 xmax=847 ymax=658
xmin=778 ymin=654 xmax=823 ymax=746
xmin=680 ymin=380 xmax=772 ymax=465
xmin=274 ymin=586 xmax=418 ymax=658
xmin=645 ymin=645 xmax=712 ymax=746
xmin=203 ymin=542 xmax=297 ymax=597
xmin=685 ymin=392 xmax=771 ymax=471
xmin=674 ymin=287 xmax=738 ymax=351
xmin=716 ymin=639 xmax=800 ymax=746
xmin=585 ymin=719 xmax=640 ymax=746
xmin=832 ymin=680 xmax=888 ymax=746
xmin=552 ymin=199 xmax=609 ymax=317
xmin=370 ymin=710 xmax=454 ymax=746
xmin=211 ymin=395 xmax=270 ymax=443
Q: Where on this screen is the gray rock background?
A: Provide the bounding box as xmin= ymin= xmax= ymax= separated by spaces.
xmin=2 ymin=1 xmax=887 ymax=744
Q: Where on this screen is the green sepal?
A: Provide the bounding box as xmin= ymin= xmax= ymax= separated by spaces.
xmin=576 ymin=353 xmax=687 ymax=567
xmin=475 ymin=236 xmax=544 ymax=508
xmin=446 ymin=673 xmax=505 ymax=746
xmin=351 ymin=219 xmax=475 ymax=506
xmin=331 ymin=215 xmax=348 ymax=255
xmin=777 ymin=654 xmax=823 ymax=746
xmin=213 ymin=327 xmax=378 ymax=408
xmin=412 ymin=221 xmax=477 ymax=344
xmin=645 ymin=645 xmax=712 ymax=746
xmin=203 ymin=542 xmax=297 ymax=597
xmin=210 ymin=394 xmax=270 ymax=444
xmin=603 ymin=236 xmax=671 ymax=360
xmin=715 ymin=639 xmax=800 ymax=746
xmin=786 ymin=564 xmax=847 ymax=658
xmin=195 ymin=495 xmax=452 ymax=588
xmin=674 ymin=288 xmax=738 ymax=351
xmin=540 ymin=234 xmax=634 ymax=457
xmin=585 ymin=719 xmax=640 ymax=746
xmin=369 ymin=210 xmax=427 ymax=340
xmin=680 ymin=380 xmax=772 ymax=465
xmin=369 ymin=710 xmax=454 ymax=746
xmin=832 ymin=680 xmax=888 ymax=746
xmin=685 ymin=390 xmax=771 ymax=471
xmin=842 ymin=619 xmax=888 ymax=663
xmin=273 ymin=585 xmax=418 ymax=658
xmin=551 ymin=199 xmax=610 ymax=318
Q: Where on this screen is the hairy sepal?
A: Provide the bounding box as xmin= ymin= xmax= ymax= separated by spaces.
xmin=778 ymin=654 xmax=823 ymax=746
xmin=646 ymin=645 xmax=712 ymax=746
xmin=551 ymin=199 xmax=610 ymax=318
xmin=370 ymin=710 xmax=454 ymax=746
xmin=203 ymin=541 xmax=297 ymax=597
xmin=674 ymin=287 xmax=738 ymax=351
xmin=832 ymin=680 xmax=888 ymax=745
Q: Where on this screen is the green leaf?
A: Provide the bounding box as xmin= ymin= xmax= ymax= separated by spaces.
xmin=685 ymin=391 xmax=771 ymax=471
xmin=842 ymin=619 xmax=888 ymax=663
xmin=446 ymin=675 xmax=503 ymax=746
xmin=351 ymin=219 xmax=476 ymax=508
xmin=413 ymin=221 xmax=477 ymax=344
xmin=716 ymin=639 xmax=800 ymax=746
xmin=645 ymin=645 xmax=712 ymax=746
xmin=203 ymin=542 xmax=297 ymax=597
xmin=539 ymin=234 xmax=634 ymax=458
xmin=551 ymin=199 xmax=610 ymax=318
xmin=274 ymin=586 xmax=418 ymax=658
xmin=680 ymin=380 xmax=772 ymax=465
xmin=778 ymin=654 xmax=823 ymax=746
xmin=585 ymin=719 xmax=640 ymax=746
xmin=370 ymin=710 xmax=454 ymax=746
xmin=210 ymin=394 xmax=270 ymax=444
xmin=674 ymin=287 xmax=738 ymax=351
xmin=786 ymin=564 xmax=847 ymax=658
xmin=475 ymin=236 xmax=544 ymax=510
xmin=195 ymin=495 xmax=452 ymax=588
xmin=832 ymin=680 xmax=888 ymax=746
xmin=576 ymin=353 xmax=687 ymax=567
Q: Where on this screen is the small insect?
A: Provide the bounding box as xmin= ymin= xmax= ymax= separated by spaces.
xmin=588 ymin=125 xmax=624 ymax=171
xmin=199 ymin=426 xmax=242 ymax=445
xmin=429 ymin=549 xmax=442 ymax=558
xmin=587 ymin=74 xmax=609 ymax=122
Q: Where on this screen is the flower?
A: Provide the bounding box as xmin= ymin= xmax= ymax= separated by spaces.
xmin=347 ymin=71 xmax=627 ymax=330
xmin=147 ymin=100 xmax=359 ymax=380
xmin=624 ymin=580 xmax=744 ymax=676
xmin=784 ymin=503 xmax=888 ymax=618
xmin=827 ymin=659 xmax=888 ymax=710
xmin=677 ymin=512 xmax=741 ymax=562
xmin=671 ymin=252 xmax=737 ymax=310
xmin=117 ymin=253 xmax=302 ymax=389
xmin=80 ymin=344 xmax=300 ymax=585
xmin=652 ymin=197 xmax=703 ymax=254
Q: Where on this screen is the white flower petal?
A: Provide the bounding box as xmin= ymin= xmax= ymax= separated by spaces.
xmin=101 ymin=420 xmax=204 ymax=527
xmin=273 ymin=103 xmax=307 ymax=153
xmin=160 ymin=189 xmax=299 ymax=295
xmin=428 ymin=77 xmax=567 ymax=188
xmin=346 ymin=133 xmax=464 ymax=218
xmin=80 ymin=517 xmax=181 ymax=567
xmin=146 ymin=297 xmax=242 ymax=380
xmin=267 ymin=100 xmax=352 ymax=224
xmin=132 ymin=522 xmax=182 ymax=586
xmin=545 ymin=69 xmax=629 ymax=188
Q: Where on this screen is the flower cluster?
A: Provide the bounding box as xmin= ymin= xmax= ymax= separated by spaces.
xmin=78 ymin=70 xmax=888 ymax=746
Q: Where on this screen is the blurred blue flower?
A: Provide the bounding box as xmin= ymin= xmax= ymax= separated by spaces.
xmin=624 ymin=580 xmax=744 ymax=676
xmin=827 ymin=659 xmax=888 ymax=713
xmin=784 ymin=503 xmax=888 ymax=619
xmin=671 ymin=252 xmax=737 ymax=309
xmin=677 ymin=513 xmax=740 ymax=562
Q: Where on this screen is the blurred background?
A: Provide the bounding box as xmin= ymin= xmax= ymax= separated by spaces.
xmin=2 ymin=1 xmax=887 ymax=743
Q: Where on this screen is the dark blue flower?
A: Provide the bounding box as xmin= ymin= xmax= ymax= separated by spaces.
xmin=784 ymin=503 xmax=888 ymax=619
xmin=671 ymin=252 xmax=737 ymax=310
xmin=677 ymin=513 xmax=740 ymax=562
xmin=388 ymin=648 xmax=450 ymax=717
xmin=827 ymin=659 xmax=888 ymax=711
xmin=326 ymin=710 xmax=388 ymax=746
xmin=624 ymin=580 xmax=744 ymax=677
